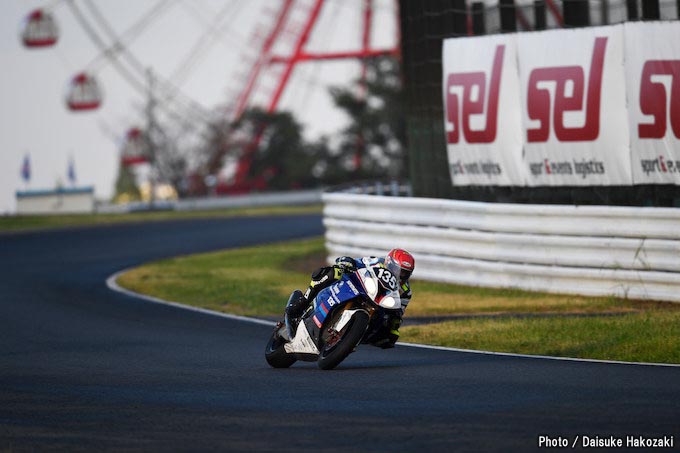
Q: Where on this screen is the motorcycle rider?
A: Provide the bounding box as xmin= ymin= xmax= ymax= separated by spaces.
xmin=285 ymin=248 xmax=415 ymax=349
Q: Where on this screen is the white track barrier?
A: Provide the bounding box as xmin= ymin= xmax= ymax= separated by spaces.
xmin=322 ymin=193 xmax=680 ymax=303
xmin=97 ymin=189 xmax=322 ymax=214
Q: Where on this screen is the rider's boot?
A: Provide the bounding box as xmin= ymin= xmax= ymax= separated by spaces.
xmin=284 ymin=290 xmax=307 ymax=338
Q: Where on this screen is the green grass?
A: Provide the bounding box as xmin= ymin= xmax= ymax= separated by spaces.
xmin=115 ymin=236 xmax=680 ymax=364
xmin=118 ymin=237 xmax=326 ymax=316
xmin=400 ymin=312 xmax=680 ymax=364
xmin=409 ymin=280 xmax=637 ymax=315
xmin=0 ymin=204 xmax=322 ymax=232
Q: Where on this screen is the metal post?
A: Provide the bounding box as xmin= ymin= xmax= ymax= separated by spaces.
xmin=600 ymin=0 xmax=610 ymax=25
xmin=563 ymin=0 xmax=591 ymax=26
xmin=534 ymin=0 xmax=547 ymax=30
xmin=146 ymin=67 xmax=156 ymax=209
xmin=627 ymin=0 xmax=639 ymax=20
xmin=500 ymin=0 xmax=517 ymax=33
xmin=472 ymin=2 xmax=486 ymax=35
xmin=440 ymin=0 xmax=468 ymax=37
xmin=642 ymin=0 xmax=660 ymax=19
xmin=355 ymin=0 xmax=374 ymax=171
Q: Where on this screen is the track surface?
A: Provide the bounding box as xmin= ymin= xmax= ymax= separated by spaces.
xmin=1 ymin=215 xmax=679 ymax=452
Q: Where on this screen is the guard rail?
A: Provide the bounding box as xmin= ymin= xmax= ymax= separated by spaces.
xmin=322 ymin=193 xmax=680 ymax=302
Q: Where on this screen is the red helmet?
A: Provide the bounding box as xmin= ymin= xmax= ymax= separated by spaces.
xmin=385 ymin=248 xmax=415 ymax=282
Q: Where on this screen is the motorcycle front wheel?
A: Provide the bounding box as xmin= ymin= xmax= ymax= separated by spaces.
xmin=265 ymin=325 xmax=296 ymax=368
xmin=317 ymin=309 xmax=369 ymax=370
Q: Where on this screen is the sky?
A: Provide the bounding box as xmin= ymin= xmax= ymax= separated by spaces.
xmin=0 ymin=0 xmax=398 ymax=214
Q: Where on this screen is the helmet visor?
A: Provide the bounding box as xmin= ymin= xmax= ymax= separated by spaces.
xmin=386 ymin=258 xmax=412 ymax=283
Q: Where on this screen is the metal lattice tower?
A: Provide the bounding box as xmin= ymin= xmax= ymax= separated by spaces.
xmin=217 ymin=0 xmax=401 ymax=193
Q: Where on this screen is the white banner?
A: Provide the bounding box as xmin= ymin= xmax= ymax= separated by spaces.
xmin=442 ymin=23 xmax=680 ymax=187
xmin=625 ymin=22 xmax=680 ymax=184
xmin=518 ymin=26 xmax=632 ymax=186
xmin=442 ymin=34 xmax=526 ymax=186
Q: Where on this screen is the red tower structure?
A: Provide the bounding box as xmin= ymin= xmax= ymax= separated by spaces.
xmin=217 ymin=0 xmax=401 ymax=194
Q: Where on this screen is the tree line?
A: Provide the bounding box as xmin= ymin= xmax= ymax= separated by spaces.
xmin=114 ymin=57 xmax=407 ymax=200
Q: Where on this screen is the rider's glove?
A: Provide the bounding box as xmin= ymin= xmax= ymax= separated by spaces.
xmin=334 ymin=256 xmax=356 ymax=273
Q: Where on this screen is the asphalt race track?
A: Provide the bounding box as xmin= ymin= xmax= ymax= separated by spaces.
xmin=1 ymin=214 xmax=679 ymax=452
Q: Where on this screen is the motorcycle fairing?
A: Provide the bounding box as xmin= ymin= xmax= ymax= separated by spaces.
xmin=284 ymin=321 xmax=320 ymax=355
xmin=311 ymin=277 xmax=361 ymax=328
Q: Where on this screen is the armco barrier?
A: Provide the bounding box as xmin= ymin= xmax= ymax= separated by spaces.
xmin=175 ymin=189 xmax=322 ymax=211
xmin=97 ymin=189 xmax=322 ymax=214
xmin=322 ymin=193 xmax=680 ymax=302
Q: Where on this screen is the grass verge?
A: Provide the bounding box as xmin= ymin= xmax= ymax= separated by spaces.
xmin=118 ymin=237 xmax=324 ymax=316
xmin=116 ymin=236 xmax=680 ymax=364
xmin=0 ymin=204 xmax=322 ymax=233
xmin=401 ymin=313 xmax=680 ymax=364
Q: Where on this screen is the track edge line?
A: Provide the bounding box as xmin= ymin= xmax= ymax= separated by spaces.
xmin=399 ymin=342 xmax=680 ymax=368
xmin=106 ymin=268 xmax=679 ymax=368
xmin=105 ymin=268 xmax=276 ymax=328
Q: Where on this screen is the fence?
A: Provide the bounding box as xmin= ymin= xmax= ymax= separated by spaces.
xmin=323 ymin=192 xmax=680 ymax=302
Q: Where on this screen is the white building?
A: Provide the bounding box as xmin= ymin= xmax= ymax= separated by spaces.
xmin=16 ymin=187 xmax=95 ymax=215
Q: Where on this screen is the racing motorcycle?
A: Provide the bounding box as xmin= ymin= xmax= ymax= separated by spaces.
xmin=265 ymin=259 xmax=402 ymax=370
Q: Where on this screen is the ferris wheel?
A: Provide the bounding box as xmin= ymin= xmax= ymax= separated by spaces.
xmin=19 ymin=0 xmax=400 ymax=193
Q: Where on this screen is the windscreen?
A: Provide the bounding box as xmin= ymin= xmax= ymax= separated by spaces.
xmin=356 ymin=260 xmax=401 ymax=310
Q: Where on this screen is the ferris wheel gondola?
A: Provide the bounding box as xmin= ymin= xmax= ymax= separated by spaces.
xmin=21 ymin=9 xmax=59 ymax=48
xmin=120 ymin=127 xmax=149 ymax=166
xmin=66 ymin=72 xmax=102 ymax=111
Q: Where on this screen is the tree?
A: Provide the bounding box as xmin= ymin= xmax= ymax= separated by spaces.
xmin=144 ymin=125 xmax=188 ymax=197
xmin=184 ymin=56 xmax=406 ymax=195
xmin=327 ymin=56 xmax=407 ymax=181
xmin=246 ymin=109 xmax=320 ymax=190
xmin=112 ymin=163 xmax=141 ymax=203
xmin=202 ymin=108 xmax=327 ymax=192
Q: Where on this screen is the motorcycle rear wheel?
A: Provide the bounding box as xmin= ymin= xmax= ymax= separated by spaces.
xmin=317 ymin=309 xmax=369 ymax=370
xmin=265 ymin=326 xmax=296 ymax=368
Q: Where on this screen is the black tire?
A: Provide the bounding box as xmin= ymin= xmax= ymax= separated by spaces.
xmin=265 ymin=327 xmax=296 ymax=368
xmin=317 ymin=310 xmax=369 ymax=370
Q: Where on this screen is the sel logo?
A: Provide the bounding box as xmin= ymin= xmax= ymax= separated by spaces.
xmin=527 ymin=37 xmax=607 ymax=142
xmin=638 ymin=60 xmax=680 ymax=139
xmin=445 ymin=45 xmax=504 ymax=144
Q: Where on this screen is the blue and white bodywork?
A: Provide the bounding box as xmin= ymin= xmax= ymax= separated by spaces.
xmin=272 ymin=260 xmax=402 ymax=369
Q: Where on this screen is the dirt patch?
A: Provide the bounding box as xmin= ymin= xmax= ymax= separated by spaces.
xmin=628 ymin=299 xmax=680 ymax=311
